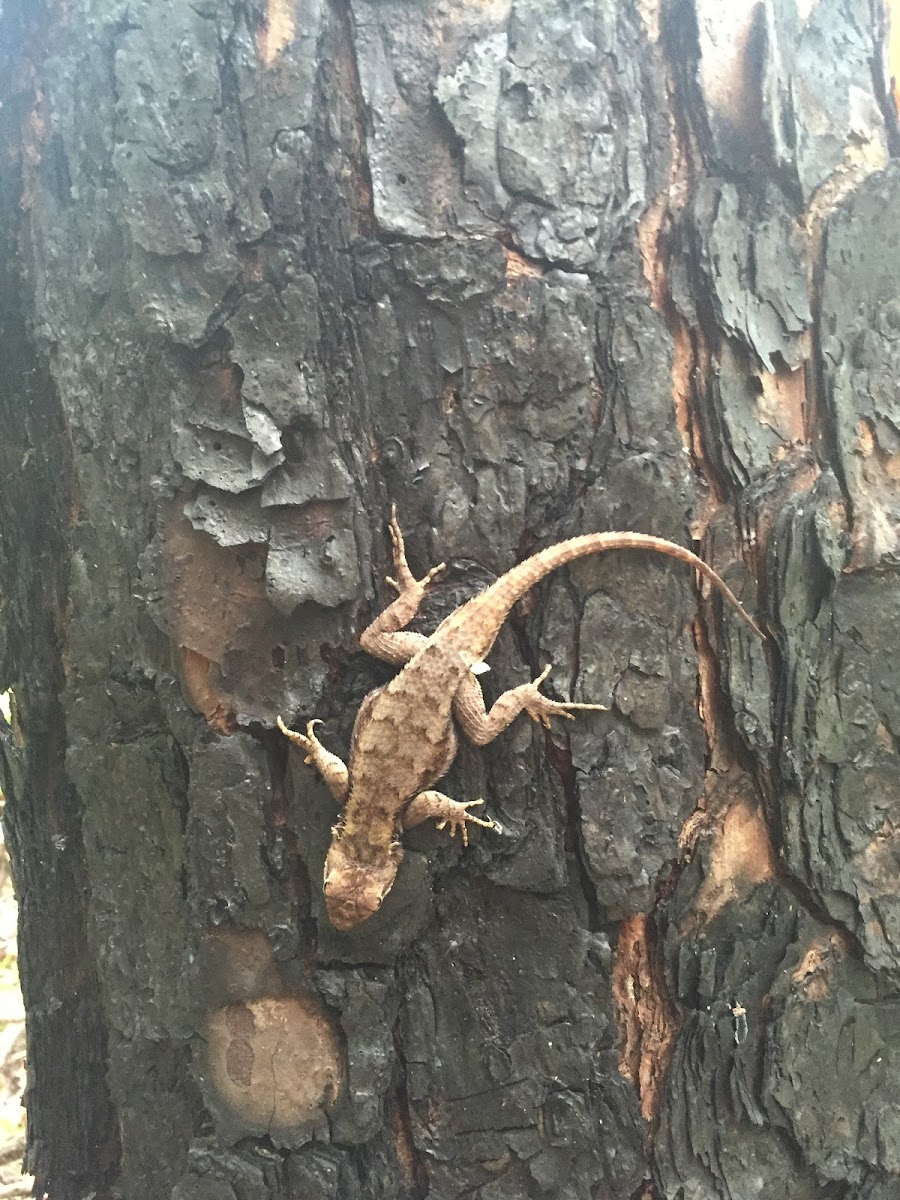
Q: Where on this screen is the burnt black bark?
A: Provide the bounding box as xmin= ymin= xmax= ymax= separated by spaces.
xmin=0 ymin=1 xmax=898 ymax=1198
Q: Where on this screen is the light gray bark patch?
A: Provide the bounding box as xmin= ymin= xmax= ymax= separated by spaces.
xmin=183 ymin=441 xmax=354 ymax=559
xmin=241 ymin=401 xmax=283 ymax=456
xmin=498 ymin=0 xmax=649 ymax=270
xmin=110 ymin=6 xmax=241 ymax=344
xmin=435 ymin=30 xmax=510 ymax=216
xmin=350 ymin=0 xmax=490 ymax=237
xmin=184 ymin=488 xmax=270 ymax=547
xmin=260 ymin=439 xmax=353 ymax=507
xmin=435 ymin=270 xmax=595 ymax=512
xmin=120 ymin=174 xmax=207 ymax=257
xmin=104 ymin=0 xmax=326 ymax=341
xmin=224 ymin=0 xmax=323 ymax=237
xmin=69 ymin=734 xmax=189 ymax=1037
xmin=177 ymin=424 xmax=284 ymax=493
xmin=187 ymin=734 xmax=273 ymax=913
xmin=571 ymin=581 xmax=705 ymax=917
xmin=391 ymin=237 xmax=506 ymax=304
xmin=284 ymin=1145 xmax=362 ymax=1199
xmin=129 ymin=244 xmax=242 ymax=346
xmin=693 ymin=177 xmax=810 ymax=370
xmin=266 ymin=511 xmax=361 ymax=612
xmin=703 ymin=340 xmax=790 ymax=485
xmin=113 ymin=5 xmax=220 ymax=172
xmin=820 ymin=161 xmax=900 ymax=567
xmin=766 ymin=945 xmax=900 ymax=1182
xmin=772 ymin=472 xmax=900 ymax=979
xmin=655 ymin=884 xmax=828 ymax=1200
xmin=404 ymin=889 xmax=646 ymax=1199
xmin=265 ymin=128 xmax=314 ymax=227
xmin=761 ymin=0 xmax=887 ymax=201
xmin=225 ymin=279 xmax=323 ymax=428
xmin=688 ymin=0 xmax=887 ymax=198
xmin=314 ymin=972 xmax=399 ymax=1143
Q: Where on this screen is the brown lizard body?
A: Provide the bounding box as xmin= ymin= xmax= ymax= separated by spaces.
xmin=279 ymin=509 xmax=763 ymax=930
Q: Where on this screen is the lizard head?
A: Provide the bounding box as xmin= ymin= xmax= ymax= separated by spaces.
xmin=323 ymin=841 xmax=401 ymax=931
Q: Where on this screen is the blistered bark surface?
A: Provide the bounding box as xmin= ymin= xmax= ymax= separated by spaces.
xmin=0 ymin=0 xmax=898 ymax=1197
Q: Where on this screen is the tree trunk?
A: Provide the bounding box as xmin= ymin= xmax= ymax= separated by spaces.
xmin=1 ymin=0 xmax=898 ymax=1197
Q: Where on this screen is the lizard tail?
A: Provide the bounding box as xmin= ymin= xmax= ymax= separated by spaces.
xmin=445 ymin=531 xmax=764 ymax=655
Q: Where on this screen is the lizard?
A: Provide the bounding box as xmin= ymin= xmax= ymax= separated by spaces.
xmin=278 ymin=507 xmax=764 ymax=931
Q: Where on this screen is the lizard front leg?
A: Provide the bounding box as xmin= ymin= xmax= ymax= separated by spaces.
xmin=359 ymin=505 xmax=445 ymax=665
xmin=453 ymin=665 xmax=607 ymax=747
xmin=277 ymin=717 xmax=349 ymax=806
xmin=403 ymin=790 xmax=497 ymax=847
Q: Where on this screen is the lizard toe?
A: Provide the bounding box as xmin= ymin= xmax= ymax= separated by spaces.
xmin=465 ymin=813 xmax=496 ymax=830
xmin=277 ymin=715 xmax=313 ymax=752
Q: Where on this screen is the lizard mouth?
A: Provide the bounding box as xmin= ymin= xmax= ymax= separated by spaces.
xmin=326 ymin=897 xmax=377 ymax=931
xmin=323 ymin=846 xmax=399 ymax=931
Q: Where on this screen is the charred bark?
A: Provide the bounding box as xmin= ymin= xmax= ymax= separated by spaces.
xmin=0 ymin=1 xmax=898 ymax=1198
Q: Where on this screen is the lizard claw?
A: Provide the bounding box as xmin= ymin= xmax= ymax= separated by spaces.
xmin=277 ymin=716 xmax=326 ymax=762
xmin=521 ymin=666 xmax=607 ymax=728
xmin=385 ymin=505 xmax=446 ymax=598
xmin=277 ymin=715 xmax=304 ymax=744
xmin=386 ymin=562 xmax=445 ymax=594
xmin=434 ymin=798 xmax=497 ymax=848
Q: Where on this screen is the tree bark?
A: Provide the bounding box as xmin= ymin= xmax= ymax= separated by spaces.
xmin=1 ymin=0 xmax=898 ymax=1197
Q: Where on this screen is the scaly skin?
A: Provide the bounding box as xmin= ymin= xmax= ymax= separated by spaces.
xmin=279 ymin=508 xmax=764 ymax=930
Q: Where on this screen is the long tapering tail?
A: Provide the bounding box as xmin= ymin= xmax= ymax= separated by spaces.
xmin=442 ymin=531 xmax=764 ymax=657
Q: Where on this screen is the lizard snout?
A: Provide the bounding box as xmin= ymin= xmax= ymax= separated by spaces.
xmin=323 ymin=842 xmax=400 ymax=930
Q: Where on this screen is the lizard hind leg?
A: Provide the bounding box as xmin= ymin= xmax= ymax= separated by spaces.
xmin=277 ymin=716 xmax=350 ymax=806
xmin=385 ymin=504 xmax=446 ymax=599
xmin=386 ymin=501 xmax=446 ymax=585
xmin=453 ymin=665 xmax=607 ymax=746
xmin=403 ymin=791 xmax=499 ymax=847
xmin=359 ymin=505 xmax=446 ymax=665
xmin=520 ymin=664 xmax=609 ymax=730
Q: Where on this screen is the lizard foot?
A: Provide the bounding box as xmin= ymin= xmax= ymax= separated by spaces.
xmin=404 ymin=791 xmax=498 ymax=847
xmin=522 ymin=665 xmax=608 ymax=729
xmin=277 ymin=716 xmax=325 ymax=764
xmin=277 ymin=716 xmax=350 ymax=806
xmin=435 ymin=798 xmax=497 ymax=848
xmin=385 ymin=504 xmax=446 ymax=600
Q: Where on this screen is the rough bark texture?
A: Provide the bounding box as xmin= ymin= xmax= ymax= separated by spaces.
xmin=0 ymin=0 xmax=898 ymax=1198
